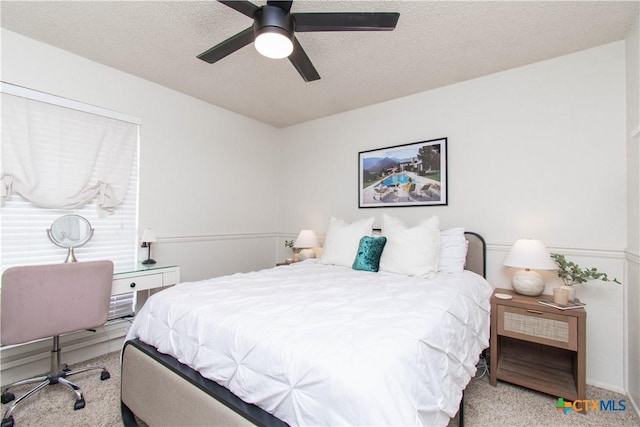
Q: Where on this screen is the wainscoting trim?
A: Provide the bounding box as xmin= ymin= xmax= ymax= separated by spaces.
xmin=487 ymin=242 xmax=626 ymax=260
xmin=625 ymin=249 xmax=640 ymax=264
xmin=158 ymin=232 xmax=278 ymax=244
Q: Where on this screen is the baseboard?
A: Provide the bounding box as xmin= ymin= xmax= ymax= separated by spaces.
xmin=0 ymin=319 xmax=131 ymax=386
xmin=586 ymin=379 xmax=626 ymax=395
xmin=627 ymin=392 xmax=640 ymax=420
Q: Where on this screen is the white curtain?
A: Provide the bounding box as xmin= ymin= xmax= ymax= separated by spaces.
xmin=1 ymin=92 xmax=138 ymax=215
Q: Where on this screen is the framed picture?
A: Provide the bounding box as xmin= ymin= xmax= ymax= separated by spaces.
xmin=358 ymin=137 xmax=447 ymax=208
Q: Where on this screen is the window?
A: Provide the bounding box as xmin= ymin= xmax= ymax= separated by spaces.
xmin=1 ymin=83 xmax=140 ymax=319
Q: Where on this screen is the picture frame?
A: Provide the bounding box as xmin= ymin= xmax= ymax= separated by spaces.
xmin=358 ymin=137 xmax=448 ymax=208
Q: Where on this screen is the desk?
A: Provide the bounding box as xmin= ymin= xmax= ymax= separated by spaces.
xmin=113 ymin=265 xmax=180 ymax=312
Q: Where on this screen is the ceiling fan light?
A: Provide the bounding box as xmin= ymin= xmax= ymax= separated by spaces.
xmin=255 ymin=28 xmax=293 ymax=59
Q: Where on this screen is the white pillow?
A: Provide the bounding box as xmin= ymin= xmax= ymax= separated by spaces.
xmin=439 ymin=227 xmax=468 ymax=273
xmin=379 ymin=214 xmax=440 ymax=278
xmin=320 ymin=217 xmax=374 ymax=267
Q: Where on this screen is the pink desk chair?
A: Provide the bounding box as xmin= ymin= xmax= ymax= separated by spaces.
xmin=0 ymin=261 xmax=114 ymax=427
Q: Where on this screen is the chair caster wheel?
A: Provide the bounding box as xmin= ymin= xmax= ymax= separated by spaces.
xmin=1 ymin=392 xmax=15 ymax=404
xmin=74 ymin=398 xmax=85 ymax=410
xmin=1 ymin=416 xmax=15 ymax=427
xmin=100 ymin=370 xmax=110 ymax=381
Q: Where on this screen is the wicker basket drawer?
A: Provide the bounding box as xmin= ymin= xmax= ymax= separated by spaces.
xmin=497 ymin=305 xmax=577 ymax=350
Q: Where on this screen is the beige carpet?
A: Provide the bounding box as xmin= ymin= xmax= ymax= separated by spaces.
xmin=450 ymin=370 xmax=640 ymax=427
xmin=1 ymin=351 xmax=122 ymax=427
xmin=2 ymin=351 xmax=639 ymax=426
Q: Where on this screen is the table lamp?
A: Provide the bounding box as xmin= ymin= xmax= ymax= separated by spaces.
xmin=141 ymin=227 xmax=157 ymax=265
xmin=294 ymin=229 xmax=320 ymax=261
xmin=503 ymin=239 xmax=558 ymax=296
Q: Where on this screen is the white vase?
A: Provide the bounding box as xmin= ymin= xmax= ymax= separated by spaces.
xmin=560 ymin=285 xmax=576 ymax=302
xmin=511 ymin=269 xmax=545 ymax=296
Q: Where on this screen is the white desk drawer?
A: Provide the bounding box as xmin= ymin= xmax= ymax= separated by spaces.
xmin=112 ymin=272 xmax=163 ymax=295
xmin=162 ymin=270 xmax=178 ymax=286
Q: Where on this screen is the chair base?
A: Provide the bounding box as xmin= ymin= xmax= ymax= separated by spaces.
xmin=1 ymin=338 xmax=110 ymax=427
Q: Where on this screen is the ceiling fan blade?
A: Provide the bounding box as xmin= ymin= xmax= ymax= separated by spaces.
xmin=197 ymin=27 xmax=255 ymax=64
xmin=293 ymin=12 xmax=400 ymax=32
xmin=218 ymin=0 xmax=259 ymax=18
xmin=288 ymin=38 xmax=320 ymax=82
xmin=266 ymin=1 xmax=293 ymax=13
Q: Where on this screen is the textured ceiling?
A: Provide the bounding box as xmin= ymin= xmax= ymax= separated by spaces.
xmin=1 ymin=1 xmax=638 ymax=128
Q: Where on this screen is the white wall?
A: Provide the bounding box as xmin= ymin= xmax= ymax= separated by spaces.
xmin=278 ymin=42 xmax=628 ymax=391
xmin=1 ymin=29 xmax=281 ymax=282
xmin=625 ymin=11 xmax=640 ymax=415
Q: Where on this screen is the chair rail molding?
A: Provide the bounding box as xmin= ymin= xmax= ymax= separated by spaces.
xmin=488 ymin=242 xmax=626 ymax=260
xmin=157 ymin=232 xmax=278 ymax=244
xmin=626 ymin=249 xmax=640 ymax=265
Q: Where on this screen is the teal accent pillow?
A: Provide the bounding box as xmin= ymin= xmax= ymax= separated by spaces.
xmin=352 ymin=236 xmax=387 ymax=272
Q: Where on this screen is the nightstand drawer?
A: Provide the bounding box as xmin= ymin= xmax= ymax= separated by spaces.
xmin=497 ymin=305 xmax=577 ymax=350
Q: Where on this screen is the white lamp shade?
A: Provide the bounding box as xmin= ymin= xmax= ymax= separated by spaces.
xmin=504 ymin=238 xmax=557 ymax=296
xmin=294 ymin=229 xmax=319 ymax=248
xmin=254 ymin=30 xmax=293 ymax=59
xmin=141 ymin=227 xmax=157 ymax=243
xmin=503 ymin=239 xmax=558 ymax=270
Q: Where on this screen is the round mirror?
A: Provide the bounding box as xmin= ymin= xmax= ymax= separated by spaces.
xmin=47 ymin=214 xmax=94 ymax=262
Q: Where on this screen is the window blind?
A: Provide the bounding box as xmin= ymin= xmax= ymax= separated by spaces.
xmin=0 ymin=83 xmax=140 ymax=320
xmin=1 ymin=86 xmax=138 ymax=214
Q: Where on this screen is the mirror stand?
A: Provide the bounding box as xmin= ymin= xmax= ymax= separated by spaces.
xmin=65 ymin=247 xmax=78 ymax=263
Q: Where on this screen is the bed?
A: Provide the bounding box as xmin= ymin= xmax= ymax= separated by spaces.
xmin=121 ymin=228 xmax=491 ymax=427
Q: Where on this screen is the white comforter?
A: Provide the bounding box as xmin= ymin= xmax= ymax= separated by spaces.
xmin=126 ymin=260 xmax=492 ymax=426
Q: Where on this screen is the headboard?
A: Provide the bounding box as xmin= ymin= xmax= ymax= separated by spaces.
xmin=464 ymin=232 xmax=486 ymax=278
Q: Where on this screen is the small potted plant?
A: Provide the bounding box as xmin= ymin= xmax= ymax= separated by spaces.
xmin=284 ymin=239 xmax=299 ymax=263
xmin=550 ymin=253 xmax=620 ymax=301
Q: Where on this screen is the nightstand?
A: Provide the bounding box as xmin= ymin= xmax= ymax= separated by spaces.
xmin=276 ymin=261 xmax=296 ymax=266
xmin=490 ymin=288 xmax=586 ymax=402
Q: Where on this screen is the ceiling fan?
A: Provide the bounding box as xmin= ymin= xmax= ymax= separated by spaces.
xmin=197 ymin=0 xmax=400 ymax=82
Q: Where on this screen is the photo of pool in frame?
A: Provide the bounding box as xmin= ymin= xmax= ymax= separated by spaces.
xmin=358 ymin=137 xmax=447 ymax=208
